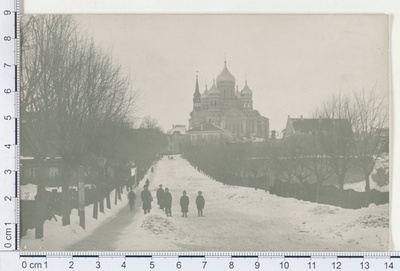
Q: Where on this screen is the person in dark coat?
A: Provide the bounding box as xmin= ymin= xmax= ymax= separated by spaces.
xmin=180 ymin=190 xmax=189 ymax=217
xmin=195 ymin=191 xmax=205 ymax=216
xmin=141 ymin=185 xmax=153 ymax=214
xmin=156 ymin=184 xmax=165 ymax=210
xmin=128 ymin=188 xmax=136 ymax=212
xmin=164 ymin=187 xmax=172 ymax=217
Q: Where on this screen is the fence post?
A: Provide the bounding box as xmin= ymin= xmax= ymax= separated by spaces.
xmin=35 ymin=184 xmax=45 ymax=239
xmin=78 ymin=166 xmax=85 ymax=229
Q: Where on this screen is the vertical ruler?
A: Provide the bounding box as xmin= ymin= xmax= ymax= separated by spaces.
xmin=0 ymin=0 xmax=19 ymax=251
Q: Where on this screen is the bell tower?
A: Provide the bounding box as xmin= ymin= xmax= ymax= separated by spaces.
xmin=193 ymin=74 xmax=201 ymax=111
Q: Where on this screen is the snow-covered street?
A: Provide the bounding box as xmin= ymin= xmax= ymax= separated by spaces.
xmin=65 ymin=155 xmax=388 ymax=251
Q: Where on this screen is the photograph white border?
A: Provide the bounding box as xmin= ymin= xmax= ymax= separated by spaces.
xmin=21 ymin=0 xmax=400 ymax=251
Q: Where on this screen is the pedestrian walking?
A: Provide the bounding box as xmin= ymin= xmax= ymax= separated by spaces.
xmin=195 ymin=191 xmax=205 ymax=216
xmin=164 ymin=187 xmax=172 ymax=217
xmin=127 ymin=188 xmax=136 ymax=212
xmin=180 ymin=190 xmax=189 ymax=217
xmin=151 ymin=166 xmax=154 ymax=173
xmin=156 ymin=184 xmax=165 ymax=210
xmin=145 ymin=179 xmax=150 ymax=186
xmin=141 ymin=185 xmax=153 ymax=214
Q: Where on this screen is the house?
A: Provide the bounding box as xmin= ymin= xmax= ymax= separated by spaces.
xmin=283 ymin=115 xmax=353 ymax=138
xmin=163 ymin=124 xmax=188 ymax=155
xmin=186 ymin=123 xmax=233 ymax=145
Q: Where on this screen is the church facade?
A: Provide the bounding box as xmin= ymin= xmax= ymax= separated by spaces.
xmin=189 ymin=61 xmax=269 ymax=139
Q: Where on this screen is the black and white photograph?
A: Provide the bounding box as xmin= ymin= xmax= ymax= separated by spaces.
xmin=19 ymin=14 xmax=390 ymax=251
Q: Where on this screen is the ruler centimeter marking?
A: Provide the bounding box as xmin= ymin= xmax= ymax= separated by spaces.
xmin=1 ymin=252 xmax=399 ymax=271
xmin=0 ymin=0 xmax=19 ymax=252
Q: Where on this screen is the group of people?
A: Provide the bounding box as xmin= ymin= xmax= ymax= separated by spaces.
xmin=126 ymin=165 xmax=206 ymax=217
xmin=128 ymin=183 xmax=206 ymax=217
xmin=156 ymin=185 xmax=205 ymax=217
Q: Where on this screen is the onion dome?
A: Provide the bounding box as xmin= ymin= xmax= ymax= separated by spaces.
xmin=201 ymin=84 xmax=209 ymax=99
xmin=208 ymin=80 xmax=220 ymax=97
xmin=240 ymin=80 xmax=253 ymax=97
xmin=216 ymin=61 xmax=235 ymax=84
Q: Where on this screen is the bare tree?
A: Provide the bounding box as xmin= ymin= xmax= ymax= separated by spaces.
xmin=304 ymin=132 xmax=333 ymax=203
xmin=351 ymin=89 xmax=389 ymax=195
xmin=140 ymin=115 xmax=160 ymax=130
xmin=313 ymin=88 xmax=388 ymax=204
xmin=21 ymin=15 xmax=138 ymax=226
xmin=314 ymin=92 xmax=354 ymax=206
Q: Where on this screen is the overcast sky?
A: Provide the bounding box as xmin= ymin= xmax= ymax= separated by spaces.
xmin=75 ymin=15 xmax=389 ymax=132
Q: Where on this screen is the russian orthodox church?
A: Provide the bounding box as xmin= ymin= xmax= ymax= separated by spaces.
xmin=189 ymin=61 xmax=269 ymax=139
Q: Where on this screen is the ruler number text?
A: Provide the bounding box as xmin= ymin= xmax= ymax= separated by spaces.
xmin=280 ymin=261 xmax=289 ymax=269
xmin=360 ymin=262 xmax=370 ymax=269
xmin=332 ymin=261 xmax=341 ymax=269
xmin=385 ymin=262 xmax=394 ymax=269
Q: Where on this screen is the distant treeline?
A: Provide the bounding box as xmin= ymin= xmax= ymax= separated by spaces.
xmin=183 ymin=141 xmax=389 ymax=209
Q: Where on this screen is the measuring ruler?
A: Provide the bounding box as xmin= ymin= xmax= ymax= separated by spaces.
xmin=0 ymin=0 xmax=19 ymax=252
xmin=0 ymin=252 xmax=399 ymax=270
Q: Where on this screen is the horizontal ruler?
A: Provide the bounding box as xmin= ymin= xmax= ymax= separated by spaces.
xmin=0 ymin=252 xmax=400 ymax=271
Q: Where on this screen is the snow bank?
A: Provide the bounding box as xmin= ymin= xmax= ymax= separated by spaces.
xmin=344 ymin=155 xmax=389 ymax=192
xmin=21 ymin=184 xmax=37 ymax=200
xmin=114 ymin=156 xmax=389 ymax=251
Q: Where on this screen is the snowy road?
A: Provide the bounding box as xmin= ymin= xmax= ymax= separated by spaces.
xmin=67 ymin=155 xmax=389 ymax=251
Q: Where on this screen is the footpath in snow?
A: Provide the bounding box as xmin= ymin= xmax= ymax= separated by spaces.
xmin=103 ymin=155 xmax=389 ymax=251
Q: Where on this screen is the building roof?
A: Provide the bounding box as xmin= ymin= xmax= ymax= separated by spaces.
xmin=288 ymin=117 xmax=353 ymax=135
xmin=208 ymin=80 xmax=220 ymax=97
xmin=216 ymin=61 xmax=235 ymax=84
xmin=187 ymin=123 xmax=224 ymax=133
xmin=240 ymin=80 xmax=253 ymax=96
xmin=201 ymin=84 xmax=209 ymax=99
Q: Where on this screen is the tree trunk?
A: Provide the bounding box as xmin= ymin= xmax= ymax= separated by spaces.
xmin=365 ymin=171 xmax=371 ymax=206
xmin=106 ymin=191 xmax=111 ymax=209
xmin=78 ymin=166 xmax=85 ymax=229
xmin=35 ymin=162 xmax=46 ymax=238
xmin=99 ymin=189 xmax=105 ymax=213
xmin=62 ymin=180 xmax=71 ymax=226
xmin=35 ymin=184 xmax=46 ymax=239
xmin=93 ymin=198 xmax=99 ymax=219
xmin=117 ymin=185 xmax=122 ymax=201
